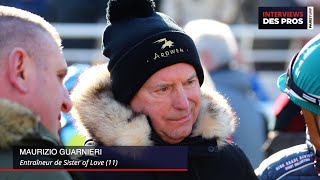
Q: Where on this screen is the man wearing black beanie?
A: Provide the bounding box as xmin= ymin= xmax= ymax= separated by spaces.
xmin=70 ymin=0 xmax=257 ymax=179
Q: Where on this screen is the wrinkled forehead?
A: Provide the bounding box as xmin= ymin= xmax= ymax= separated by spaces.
xmin=144 ymin=63 xmax=197 ymax=84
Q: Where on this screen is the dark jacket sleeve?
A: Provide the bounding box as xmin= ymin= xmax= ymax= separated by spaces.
xmin=227 ymin=142 xmax=259 ymax=180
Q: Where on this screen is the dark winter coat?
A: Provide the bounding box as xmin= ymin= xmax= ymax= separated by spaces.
xmin=70 ymin=64 xmax=258 ymax=180
xmin=0 ymin=99 xmax=81 ymax=180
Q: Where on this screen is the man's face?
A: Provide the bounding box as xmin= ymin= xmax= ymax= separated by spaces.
xmin=130 ymin=63 xmax=201 ymax=144
xmin=27 ymin=39 xmax=72 ymax=140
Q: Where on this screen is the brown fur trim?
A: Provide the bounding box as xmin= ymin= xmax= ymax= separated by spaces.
xmin=0 ymin=99 xmax=39 ymax=149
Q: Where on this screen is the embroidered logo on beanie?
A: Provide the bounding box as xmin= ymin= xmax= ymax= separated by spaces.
xmin=153 ymin=38 xmax=174 ymax=49
xmin=149 ymin=37 xmax=189 ymax=62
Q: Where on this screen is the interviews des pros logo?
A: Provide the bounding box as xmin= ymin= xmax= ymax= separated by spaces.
xmin=258 ymin=7 xmax=313 ymax=29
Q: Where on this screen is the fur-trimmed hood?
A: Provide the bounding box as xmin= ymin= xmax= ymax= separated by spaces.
xmin=70 ymin=64 xmax=237 ymax=147
xmin=0 ymin=99 xmax=58 ymax=149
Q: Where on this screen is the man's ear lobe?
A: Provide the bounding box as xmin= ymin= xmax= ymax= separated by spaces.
xmin=8 ymin=47 xmax=29 ymax=93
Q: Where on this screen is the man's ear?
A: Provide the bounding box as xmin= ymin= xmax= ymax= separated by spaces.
xmin=7 ymin=47 xmax=30 ymax=93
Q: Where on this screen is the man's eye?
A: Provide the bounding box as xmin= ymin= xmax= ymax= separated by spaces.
xmin=160 ymin=87 xmax=168 ymax=92
xmin=188 ymin=80 xmax=194 ymax=84
xmin=156 ymin=87 xmax=169 ymax=94
xmin=186 ymin=80 xmax=196 ymax=86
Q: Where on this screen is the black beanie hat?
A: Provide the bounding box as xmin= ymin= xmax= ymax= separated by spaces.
xmin=103 ymin=0 xmax=204 ymax=105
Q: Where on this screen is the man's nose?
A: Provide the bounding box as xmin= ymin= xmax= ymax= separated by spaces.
xmin=61 ymin=87 xmax=72 ymax=112
xmin=173 ymin=86 xmax=189 ymax=110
